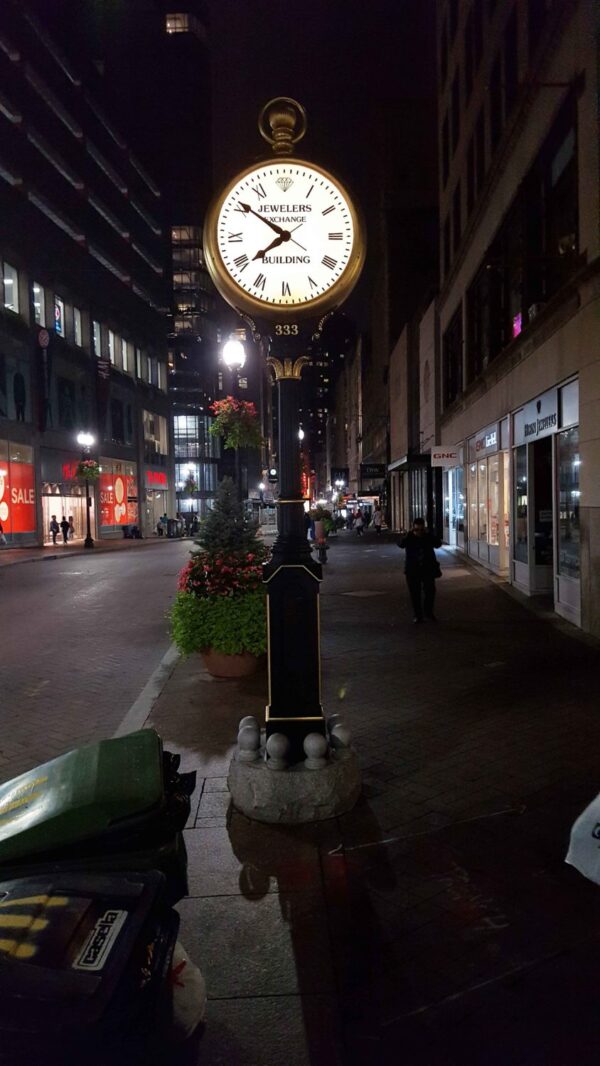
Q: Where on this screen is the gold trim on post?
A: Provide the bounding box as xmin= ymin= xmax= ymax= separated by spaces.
xmin=266 ymin=355 xmax=310 ymax=381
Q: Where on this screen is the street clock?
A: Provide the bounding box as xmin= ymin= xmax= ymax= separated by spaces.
xmin=203 ymin=99 xmax=366 ymax=325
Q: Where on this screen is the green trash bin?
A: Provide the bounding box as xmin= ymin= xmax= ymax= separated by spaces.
xmin=0 ymin=730 xmax=195 ymax=903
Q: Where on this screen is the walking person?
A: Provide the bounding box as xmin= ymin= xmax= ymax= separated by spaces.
xmin=373 ymin=507 xmax=383 ymax=535
xmin=60 ymin=515 xmax=70 ymax=545
xmin=49 ymin=515 xmax=59 ymax=545
xmin=398 ymin=517 xmax=442 ymax=623
xmin=355 ymin=511 xmax=364 ymax=536
xmin=68 ymin=515 xmax=76 ymax=540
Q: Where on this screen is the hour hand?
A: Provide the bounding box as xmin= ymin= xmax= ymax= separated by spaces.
xmin=253 ymin=235 xmax=285 ymax=260
xmin=239 ymin=202 xmax=284 ymax=235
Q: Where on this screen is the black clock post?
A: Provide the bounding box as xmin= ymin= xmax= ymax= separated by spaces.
xmin=262 ymin=338 xmax=326 ymax=761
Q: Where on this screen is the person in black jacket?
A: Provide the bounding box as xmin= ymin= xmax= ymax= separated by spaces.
xmin=398 ymin=517 xmax=442 ymax=623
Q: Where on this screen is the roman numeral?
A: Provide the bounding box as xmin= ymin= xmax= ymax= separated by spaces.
xmin=281 ymin=281 xmax=291 ymax=296
xmin=234 ymin=204 xmax=247 ymax=214
xmin=252 ymin=183 xmax=267 ymax=200
xmin=322 ymin=205 xmax=335 ymax=216
xmin=329 ymin=232 xmax=343 ymax=240
xmin=308 ymin=276 xmax=318 ymax=289
xmin=228 ymin=232 xmax=243 ymax=242
xmin=253 ymin=273 xmax=266 ymax=291
xmin=306 ymin=184 xmax=314 ymax=198
xmin=322 ymin=255 xmax=337 ymax=270
xmin=234 ymin=254 xmax=249 ymax=270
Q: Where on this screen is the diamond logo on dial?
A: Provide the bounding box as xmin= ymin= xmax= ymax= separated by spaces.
xmin=215 ymin=163 xmax=355 ymax=307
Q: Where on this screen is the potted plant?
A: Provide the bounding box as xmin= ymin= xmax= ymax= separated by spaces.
xmin=170 ymin=477 xmax=268 ymax=678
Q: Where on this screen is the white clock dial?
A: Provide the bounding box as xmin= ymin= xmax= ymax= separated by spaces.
xmin=216 ymin=163 xmax=355 ymax=306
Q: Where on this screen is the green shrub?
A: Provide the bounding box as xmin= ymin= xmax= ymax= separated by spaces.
xmin=170 ymin=588 xmax=267 ymax=658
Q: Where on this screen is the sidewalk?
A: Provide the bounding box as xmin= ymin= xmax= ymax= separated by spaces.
xmin=0 ymin=534 xmax=190 ymax=568
xmin=147 ymin=535 xmax=600 ymax=1066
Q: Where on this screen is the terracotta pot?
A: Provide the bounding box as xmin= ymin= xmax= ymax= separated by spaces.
xmin=201 ymin=648 xmax=258 ymax=679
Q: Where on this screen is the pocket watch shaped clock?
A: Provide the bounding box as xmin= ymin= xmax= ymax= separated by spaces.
xmin=203 ymin=101 xmax=366 ymax=322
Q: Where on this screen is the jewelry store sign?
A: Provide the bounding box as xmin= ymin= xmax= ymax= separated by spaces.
xmin=513 ymin=389 xmax=558 ymax=447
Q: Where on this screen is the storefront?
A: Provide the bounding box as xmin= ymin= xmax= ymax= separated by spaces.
xmin=438 ymin=447 xmax=465 ymax=548
xmin=144 ymin=468 xmax=170 ymax=536
xmin=466 ymin=420 xmax=510 ymax=574
xmin=99 ymin=458 xmax=138 ymax=537
xmin=40 ymin=450 xmax=95 ymax=545
xmin=0 ymin=439 xmax=36 ymax=545
xmin=512 ymin=378 xmax=579 ymax=625
xmin=388 ymin=456 xmax=438 ymax=533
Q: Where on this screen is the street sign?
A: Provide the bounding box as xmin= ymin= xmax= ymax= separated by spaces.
xmin=38 ymin=329 xmax=50 ymax=349
xmin=360 ymin=463 xmax=386 ymax=479
xmin=431 ymin=447 xmax=459 ymax=467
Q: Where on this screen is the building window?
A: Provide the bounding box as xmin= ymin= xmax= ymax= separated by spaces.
xmin=443 ymin=216 xmax=451 ymax=277
xmin=165 ymin=13 xmax=206 ymax=40
xmin=464 ymin=10 xmax=473 ymax=101
xmin=136 ymin=347 xmax=144 ymax=379
xmin=108 ymin=330 xmax=116 ymax=364
xmin=54 ymin=294 xmax=64 ymax=335
xmin=442 ymin=114 xmax=449 ymax=187
xmin=452 ymin=183 xmax=461 ymax=254
xmin=122 ymin=339 xmax=130 ymax=373
xmin=32 ymin=281 xmax=45 ymax=324
xmin=93 ymin=320 xmax=101 ymax=357
xmin=504 ymin=7 xmax=518 ymax=117
xmin=143 ymin=410 xmax=169 ymax=462
xmin=442 ymin=304 xmax=463 ymax=407
xmin=3 ymin=262 xmax=19 ymax=313
xmin=73 ymin=307 xmax=82 ymax=346
xmin=490 ymin=55 xmax=503 ymax=150
xmin=475 ymin=109 xmax=486 ymax=194
xmin=466 ymin=262 xmax=503 ymax=381
xmin=557 ymin=425 xmax=580 ymax=578
xmin=451 ymin=71 xmax=460 ymax=153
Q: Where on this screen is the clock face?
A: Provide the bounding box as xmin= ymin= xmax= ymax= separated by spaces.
xmin=205 ymin=159 xmax=364 ymax=318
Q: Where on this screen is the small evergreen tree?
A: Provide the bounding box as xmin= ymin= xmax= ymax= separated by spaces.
xmin=194 ymin=477 xmax=262 ymax=556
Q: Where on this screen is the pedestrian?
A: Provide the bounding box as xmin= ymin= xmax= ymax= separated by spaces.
xmin=398 ymin=517 xmax=442 ymax=623
xmin=60 ymin=516 xmax=70 ymax=545
xmin=156 ymin=517 xmax=164 ymax=537
xmin=68 ymin=515 xmax=75 ymax=540
xmin=373 ymin=507 xmax=383 ymax=535
xmin=355 ymin=511 xmax=364 ymax=536
xmin=49 ymin=515 xmax=59 ymax=545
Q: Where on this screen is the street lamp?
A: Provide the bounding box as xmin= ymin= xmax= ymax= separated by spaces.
xmin=221 ymin=334 xmax=247 ymax=499
xmin=298 ymin=428 xmax=305 ymax=441
xmin=76 ymin=431 xmax=95 ymax=549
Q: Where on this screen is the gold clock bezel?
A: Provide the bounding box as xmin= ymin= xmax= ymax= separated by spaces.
xmin=203 ymin=156 xmax=366 ymax=322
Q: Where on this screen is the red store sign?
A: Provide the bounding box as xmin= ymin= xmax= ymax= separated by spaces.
xmin=0 ymin=462 xmax=36 ymax=535
xmin=100 ymin=473 xmax=138 ymax=527
xmin=145 ymin=470 xmax=168 ymax=488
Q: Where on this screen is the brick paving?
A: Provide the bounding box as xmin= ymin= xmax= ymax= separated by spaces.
xmin=0 ymin=539 xmax=190 ymax=784
xmin=147 ymin=532 xmax=600 ymax=1065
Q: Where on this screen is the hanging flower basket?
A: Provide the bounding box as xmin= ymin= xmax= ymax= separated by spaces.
xmin=209 ymin=397 xmax=263 ymax=451
xmin=77 ymin=459 xmax=100 ymax=481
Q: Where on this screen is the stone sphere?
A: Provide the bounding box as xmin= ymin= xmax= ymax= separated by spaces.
xmin=303 ymin=733 xmax=328 ymax=760
xmin=238 ymin=725 xmax=261 ymax=752
xmin=239 ymin=715 xmax=259 ymax=732
xmin=266 ymin=733 xmax=290 ymax=761
xmin=330 ymin=724 xmax=352 ymax=748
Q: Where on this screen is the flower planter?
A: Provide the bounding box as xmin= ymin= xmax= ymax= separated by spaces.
xmin=201 ymin=648 xmax=259 ymax=679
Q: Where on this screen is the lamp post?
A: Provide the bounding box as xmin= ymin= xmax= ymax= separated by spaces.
xmin=76 ymin=431 xmax=95 ymax=549
xmin=222 ymin=335 xmax=247 ymax=499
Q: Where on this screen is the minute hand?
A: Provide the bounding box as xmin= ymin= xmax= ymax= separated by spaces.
xmin=239 ymin=202 xmax=284 ymax=235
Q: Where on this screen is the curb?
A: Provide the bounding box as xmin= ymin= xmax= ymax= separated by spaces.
xmin=0 ymin=538 xmax=193 ymax=570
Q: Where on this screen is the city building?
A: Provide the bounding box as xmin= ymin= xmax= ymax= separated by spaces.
xmin=0 ymin=1 xmax=173 ymax=546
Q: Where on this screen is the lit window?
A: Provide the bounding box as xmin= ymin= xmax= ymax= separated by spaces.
xmin=54 ymin=295 xmax=64 ymax=335
xmin=122 ymin=339 xmax=130 ymax=373
xmin=135 ymin=347 xmax=143 ymax=378
xmin=108 ymin=330 xmax=116 ymax=364
xmin=32 ymin=281 xmax=45 ymax=325
xmin=74 ymin=307 xmax=82 ymax=346
xmin=93 ymin=320 xmax=102 ymax=357
xmin=3 ymin=262 xmax=19 ymax=313
xmin=166 ymin=13 xmax=189 ymax=33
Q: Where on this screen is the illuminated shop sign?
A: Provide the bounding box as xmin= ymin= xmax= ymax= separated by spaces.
xmin=145 ymin=470 xmax=168 ymax=488
xmin=0 ymin=462 xmax=36 ymax=534
xmin=513 ymin=389 xmax=559 ymax=447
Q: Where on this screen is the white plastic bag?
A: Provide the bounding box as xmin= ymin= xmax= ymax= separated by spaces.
xmin=169 ymin=939 xmax=207 ymax=1040
xmin=565 ymin=792 xmax=600 ymax=885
